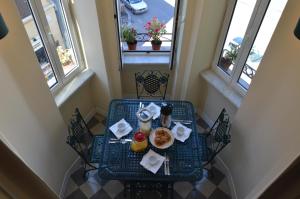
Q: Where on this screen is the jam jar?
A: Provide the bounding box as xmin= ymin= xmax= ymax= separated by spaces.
xmin=130 ymin=131 xmax=148 ymax=152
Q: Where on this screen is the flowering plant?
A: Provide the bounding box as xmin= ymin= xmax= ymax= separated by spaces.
xmin=122 ymin=26 xmax=137 ymax=44
xmin=144 ymin=17 xmax=166 ymax=43
xmin=57 ymin=46 xmax=74 ymax=66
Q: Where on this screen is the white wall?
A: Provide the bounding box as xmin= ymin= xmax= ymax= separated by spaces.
xmin=95 ymin=0 xmax=123 ymax=99
xmin=59 ymin=81 xmax=95 ymax=123
xmin=200 ymin=82 xmax=237 ymax=125
xmin=220 ymin=0 xmax=300 ymax=198
xmin=71 ymin=0 xmax=112 ymax=114
xmin=180 ymin=0 xmax=227 ymax=108
xmin=171 ymin=0 xmax=197 ymax=99
xmin=0 ymin=1 xmax=76 ymax=195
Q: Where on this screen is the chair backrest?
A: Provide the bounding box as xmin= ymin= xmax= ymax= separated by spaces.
xmin=135 ymin=70 xmax=169 ymax=99
xmin=204 ymin=108 xmax=231 ymax=165
xmin=67 ymin=108 xmax=94 ymax=164
xmin=69 ymin=108 xmax=93 ymax=146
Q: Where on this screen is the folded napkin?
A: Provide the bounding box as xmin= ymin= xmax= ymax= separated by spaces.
xmin=171 ymin=122 xmax=192 ymax=142
xmin=145 ymin=102 xmax=161 ymax=120
xmin=109 ymin=119 xmax=133 ymax=139
xmin=140 ymin=149 xmax=165 ymax=174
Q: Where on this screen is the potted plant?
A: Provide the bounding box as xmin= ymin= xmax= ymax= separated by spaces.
xmin=145 ymin=17 xmax=167 ymax=50
xmin=220 ymin=45 xmax=239 ymax=70
xmin=122 ymin=26 xmax=137 ymax=50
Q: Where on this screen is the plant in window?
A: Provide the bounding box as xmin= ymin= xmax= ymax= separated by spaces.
xmin=145 ymin=17 xmax=166 ymax=50
xmin=57 ymin=46 xmax=74 ymax=67
xmin=122 ymin=25 xmax=137 ymax=50
xmin=219 ymin=45 xmax=239 ymax=70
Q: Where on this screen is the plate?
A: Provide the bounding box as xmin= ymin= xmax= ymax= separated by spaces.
xmin=149 ymin=127 xmax=174 ymax=149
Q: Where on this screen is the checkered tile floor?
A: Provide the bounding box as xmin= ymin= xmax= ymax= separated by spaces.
xmin=64 ymin=113 xmax=231 ymax=199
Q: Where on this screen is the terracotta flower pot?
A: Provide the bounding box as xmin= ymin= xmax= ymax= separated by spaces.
xmin=127 ymin=40 xmax=137 ymax=50
xmin=220 ymin=57 xmax=232 ymax=71
xmin=151 ymin=40 xmax=162 ymax=50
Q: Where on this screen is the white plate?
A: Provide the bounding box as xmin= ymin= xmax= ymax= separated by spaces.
xmin=149 ymin=127 xmax=174 ymax=149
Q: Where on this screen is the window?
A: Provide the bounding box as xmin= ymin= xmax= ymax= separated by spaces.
xmin=115 ymin=0 xmax=180 ymax=68
xmin=214 ymin=0 xmax=287 ymax=93
xmin=14 ymin=0 xmax=83 ymax=91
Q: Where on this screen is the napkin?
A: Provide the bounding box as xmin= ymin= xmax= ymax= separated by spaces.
xmin=140 ymin=149 xmax=165 ymax=174
xmin=109 ymin=119 xmax=133 ymax=139
xmin=171 ymin=122 xmax=192 ymax=142
xmin=145 ymin=102 xmax=161 ymax=120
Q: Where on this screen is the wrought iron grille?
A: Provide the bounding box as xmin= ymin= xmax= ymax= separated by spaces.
xmin=201 ymin=108 xmax=231 ymax=166
xmin=135 ymin=70 xmax=169 ymax=99
xmin=242 ymin=64 xmax=257 ymax=79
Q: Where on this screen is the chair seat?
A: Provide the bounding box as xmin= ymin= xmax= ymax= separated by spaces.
xmin=89 ymin=135 xmax=105 ymax=163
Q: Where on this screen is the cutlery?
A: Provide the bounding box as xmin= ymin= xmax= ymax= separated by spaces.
xmin=109 ymin=141 xmax=129 ymax=144
xmin=109 ymin=138 xmax=132 ymax=144
xmin=164 ymin=153 xmax=167 ymax=175
xmin=166 ymin=155 xmax=170 ymax=175
xmin=172 ymin=119 xmax=193 ymax=125
xmin=139 ymin=102 xmax=144 ymax=110
xmin=110 ymin=138 xmax=132 ymax=142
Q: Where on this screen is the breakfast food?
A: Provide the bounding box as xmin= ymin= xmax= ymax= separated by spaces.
xmin=131 ymin=132 xmax=148 ymax=152
xmin=154 ymin=129 xmax=171 ymax=146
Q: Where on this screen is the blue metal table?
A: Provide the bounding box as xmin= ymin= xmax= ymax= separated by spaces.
xmin=97 ymin=99 xmax=203 ymax=182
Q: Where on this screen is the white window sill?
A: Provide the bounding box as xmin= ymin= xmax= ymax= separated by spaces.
xmin=201 ymin=70 xmax=243 ymax=108
xmin=122 ymin=52 xmax=170 ymax=67
xmin=54 ymin=69 xmax=94 ymax=107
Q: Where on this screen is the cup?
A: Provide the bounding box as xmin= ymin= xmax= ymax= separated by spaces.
xmin=177 ymin=126 xmax=185 ymax=136
xmin=148 ymin=155 xmax=158 ymax=166
xmin=117 ymin=122 xmax=126 ymax=132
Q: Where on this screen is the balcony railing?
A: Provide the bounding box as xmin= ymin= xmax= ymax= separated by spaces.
xmin=242 ymin=64 xmax=256 ymax=79
xmin=122 ymin=33 xmax=172 ymax=52
xmin=238 ymin=63 xmax=257 ymax=89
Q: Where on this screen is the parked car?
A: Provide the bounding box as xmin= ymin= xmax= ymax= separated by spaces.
xmin=121 ymin=0 xmax=148 ymax=14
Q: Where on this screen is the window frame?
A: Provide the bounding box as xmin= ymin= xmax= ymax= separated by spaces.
xmin=212 ymin=0 xmax=273 ymax=95
xmin=26 ymin=0 xmax=85 ymax=94
xmin=114 ymin=0 xmax=181 ymax=70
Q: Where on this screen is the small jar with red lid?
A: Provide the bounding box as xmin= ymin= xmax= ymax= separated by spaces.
xmin=130 ymin=131 xmax=148 ymax=152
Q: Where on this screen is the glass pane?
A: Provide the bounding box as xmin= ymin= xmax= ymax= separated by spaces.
xmin=217 ymin=0 xmax=257 ymax=75
xmin=41 ymin=0 xmax=78 ymax=75
xmin=14 ymin=0 xmax=58 ymax=88
xmin=238 ymin=0 xmax=288 ymax=89
xmin=118 ymin=0 xmax=175 ymax=51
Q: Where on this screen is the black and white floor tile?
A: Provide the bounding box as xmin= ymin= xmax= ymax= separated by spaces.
xmin=64 ymin=113 xmax=231 ymax=199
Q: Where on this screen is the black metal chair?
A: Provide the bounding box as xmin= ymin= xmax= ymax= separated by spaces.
xmin=66 ymin=108 xmax=104 ymax=178
xmin=198 ymin=108 xmax=231 ymax=175
xmin=135 ymin=70 xmax=169 ymax=100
